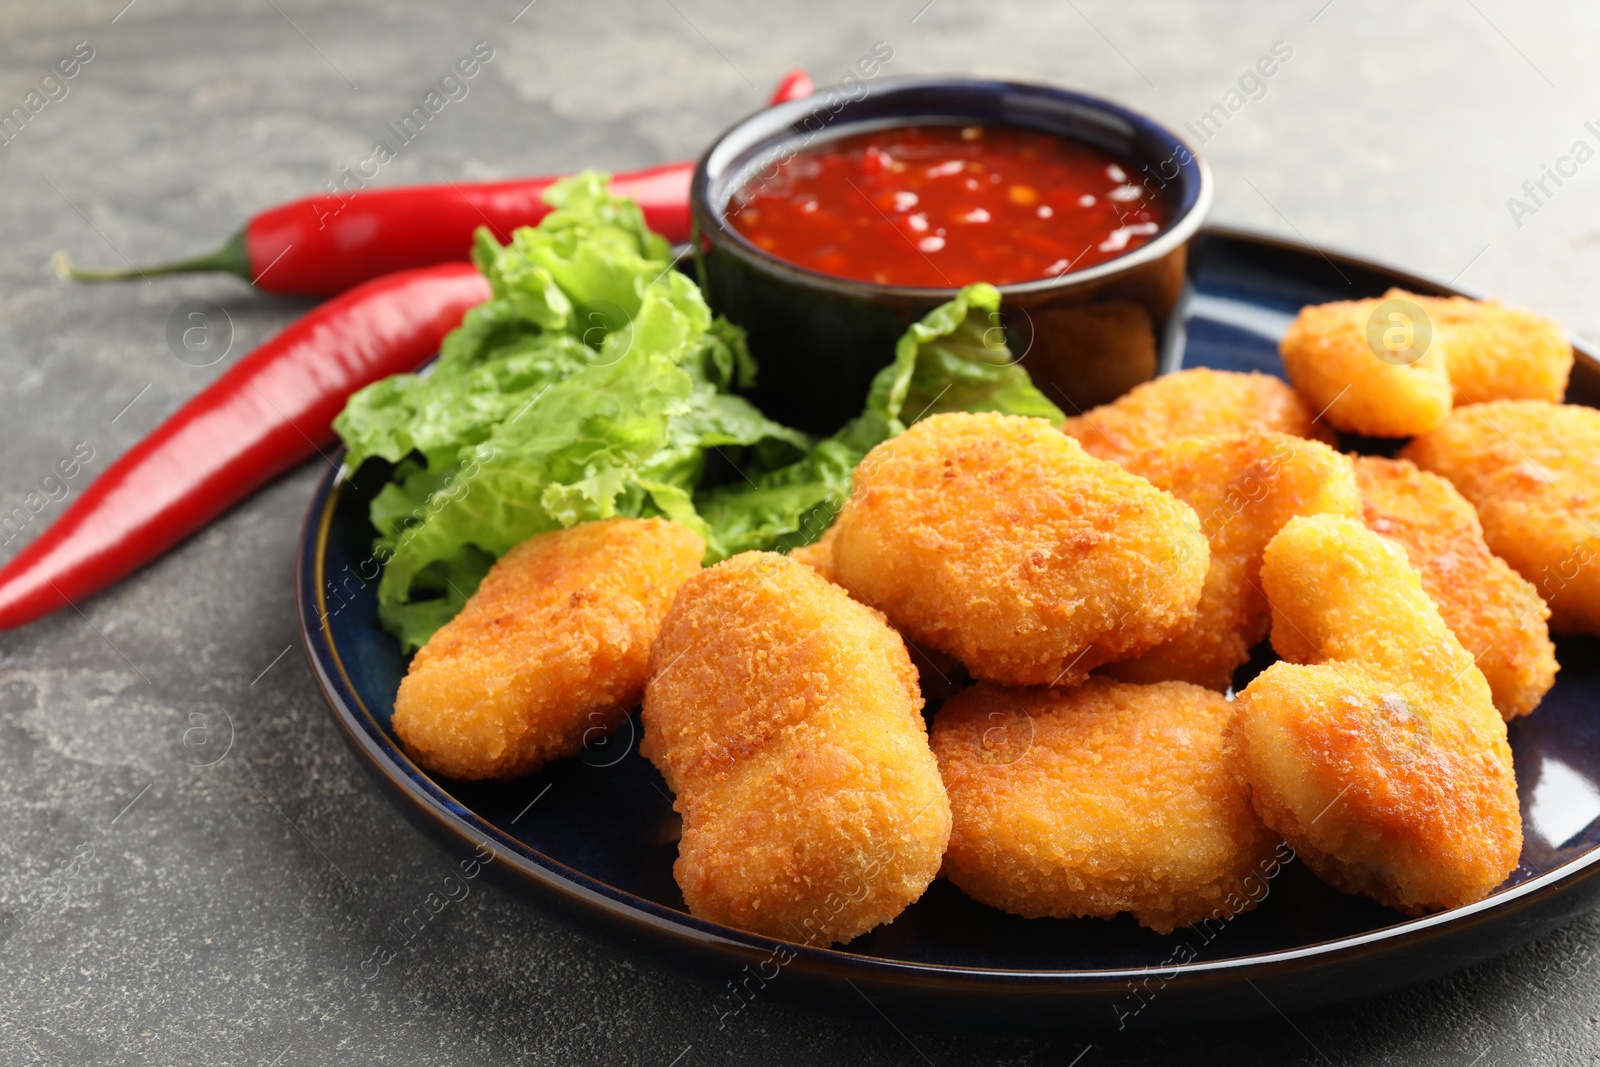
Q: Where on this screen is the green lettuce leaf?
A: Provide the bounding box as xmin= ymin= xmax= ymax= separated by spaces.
xmin=865 ymin=281 xmax=1063 ymax=433
xmin=335 ymin=172 xmax=805 ymax=651
xmin=694 ymin=438 xmax=861 ymax=559
xmin=333 ymin=173 xmax=1062 ymax=652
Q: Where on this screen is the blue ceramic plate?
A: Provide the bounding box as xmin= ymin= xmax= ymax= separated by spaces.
xmin=298 ymin=227 xmax=1600 ymax=1028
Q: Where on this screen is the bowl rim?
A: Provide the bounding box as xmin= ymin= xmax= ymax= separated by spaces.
xmin=300 ymin=225 xmax=1600 ymax=1002
xmin=690 ymin=74 xmax=1215 ymax=300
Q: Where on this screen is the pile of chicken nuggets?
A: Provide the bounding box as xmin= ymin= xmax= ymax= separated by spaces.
xmin=391 ymin=287 xmax=1600 ymax=946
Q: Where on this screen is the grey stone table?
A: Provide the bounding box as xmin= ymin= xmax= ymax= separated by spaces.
xmin=3 ymin=1 xmax=1598 ymax=1063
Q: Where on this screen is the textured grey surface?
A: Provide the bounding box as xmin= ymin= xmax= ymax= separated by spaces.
xmin=2 ymin=1 xmax=1599 ymax=1063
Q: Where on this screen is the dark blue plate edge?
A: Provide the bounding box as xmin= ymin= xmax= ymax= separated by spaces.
xmin=295 ymin=225 xmax=1600 ymax=1027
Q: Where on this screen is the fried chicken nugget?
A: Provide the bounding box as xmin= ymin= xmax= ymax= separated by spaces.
xmin=1281 ymin=290 xmax=1571 ymax=437
xmin=392 ymin=517 xmax=704 ymax=780
xmin=832 ymin=412 xmax=1209 ymax=688
xmin=1403 ymin=400 xmax=1600 ymax=636
xmin=789 ymin=525 xmax=970 ymax=707
xmin=640 ymin=552 xmax=950 ymax=944
xmin=1061 ymin=368 xmax=1335 ymax=465
xmin=1415 ymin=292 xmax=1572 ymax=405
xmin=1281 ymin=293 xmax=1455 ymax=437
xmin=1355 ymin=456 xmax=1556 ymax=719
xmin=785 ymin=524 xmax=839 ymax=585
xmin=1228 ymin=515 xmax=1521 ymax=915
xmin=1103 ymin=432 xmax=1360 ymax=689
xmin=932 ymin=680 xmax=1278 ymax=934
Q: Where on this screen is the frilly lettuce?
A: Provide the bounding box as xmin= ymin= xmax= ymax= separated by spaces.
xmin=334 ymin=172 xmax=804 ymax=650
xmin=333 ymin=173 xmax=1062 ymax=651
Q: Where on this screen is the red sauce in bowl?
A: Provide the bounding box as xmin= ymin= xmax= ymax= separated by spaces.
xmin=725 ymin=123 xmax=1171 ymax=289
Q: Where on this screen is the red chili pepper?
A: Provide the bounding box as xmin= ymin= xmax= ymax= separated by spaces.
xmin=769 ymin=68 xmax=814 ymax=106
xmin=56 ymin=69 xmax=816 ymax=298
xmin=0 ymin=263 xmax=491 ymax=630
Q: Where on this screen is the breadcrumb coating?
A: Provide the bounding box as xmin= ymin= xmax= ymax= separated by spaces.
xmin=1355 ymin=456 xmax=1556 ymax=719
xmin=1411 ymin=291 xmax=1571 ymax=406
xmin=1402 ymin=400 xmax=1600 ymax=636
xmin=1104 ymin=432 xmax=1360 ymax=689
xmin=1279 ymin=289 xmax=1571 ymax=436
xmin=788 ymin=524 xmax=971 ymax=707
xmin=1062 ymin=368 xmax=1335 ymax=465
xmin=932 ymin=680 xmax=1279 ymax=934
xmin=832 ymin=412 xmax=1209 ymax=687
xmin=1228 ymin=515 xmax=1522 ymax=915
xmin=392 ymin=517 xmax=705 ymax=780
xmin=640 ymin=552 xmax=950 ymax=945
xmin=1280 ymin=294 xmax=1453 ymax=437
xmin=785 ymin=524 xmax=839 ymax=585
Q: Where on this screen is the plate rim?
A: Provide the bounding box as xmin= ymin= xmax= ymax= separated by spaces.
xmin=297 ymin=223 xmax=1600 ymax=997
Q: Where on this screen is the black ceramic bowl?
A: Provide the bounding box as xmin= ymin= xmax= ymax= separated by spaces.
xmin=691 ymin=76 xmax=1213 ymax=433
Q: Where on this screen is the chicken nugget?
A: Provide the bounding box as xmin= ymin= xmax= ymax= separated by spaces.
xmin=832 ymin=412 xmax=1209 ymax=688
xmin=1280 ymin=293 xmax=1453 ymax=437
xmin=1355 ymin=456 xmax=1556 ymax=719
xmin=392 ymin=517 xmax=704 ymax=780
xmin=1104 ymin=432 xmax=1360 ymax=689
xmin=1228 ymin=515 xmax=1521 ymax=915
xmin=1061 ymin=368 xmax=1335 ymax=465
xmin=1402 ymin=400 xmax=1600 ymax=635
xmin=932 ymin=680 xmax=1279 ymax=934
xmin=641 ymin=552 xmax=950 ymax=945
xmin=1411 ymin=291 xmax=1572 ymax=405
xmin=787 ymin=524 xmax=970 ymax=706
xmin=785 ymin=523 xmax=839 ymax=585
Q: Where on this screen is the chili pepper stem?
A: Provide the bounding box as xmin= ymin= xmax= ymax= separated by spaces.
xmin=54 ymin=228 xmax=253 ymax=284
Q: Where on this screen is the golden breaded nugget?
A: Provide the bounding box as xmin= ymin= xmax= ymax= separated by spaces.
xmin=393 ymin=517 xmax=704 ymax=780
xmin=641 ymin=552 xmax=950 ymax=945
xmin=1403 ymin=400 xmax=1600 ymax=636
xmin=787 ymin=524 xmax=970 ymax=706
xmin=1355 ymin=456 xmax=1556 ymax=719
xmin=1062 ymin=368 xmax=1335 ymax=464
xmin=1104 ymin=432 xmax=1360 ymax=689
xmin=1280 ymin=295 xmax=1453 ymax=437
xmin=933 ymin=680 xmax=1279 ymax=934
xmin=1229 ymin=515 xmax=1521 ymax=915
xmin=1400 ymin=290 xmax=1571 ymax=405
xmin=832 ymin=412 xmax=1209 ymax=688
xmin=785 ymin=524 xmax=839 ymax=585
